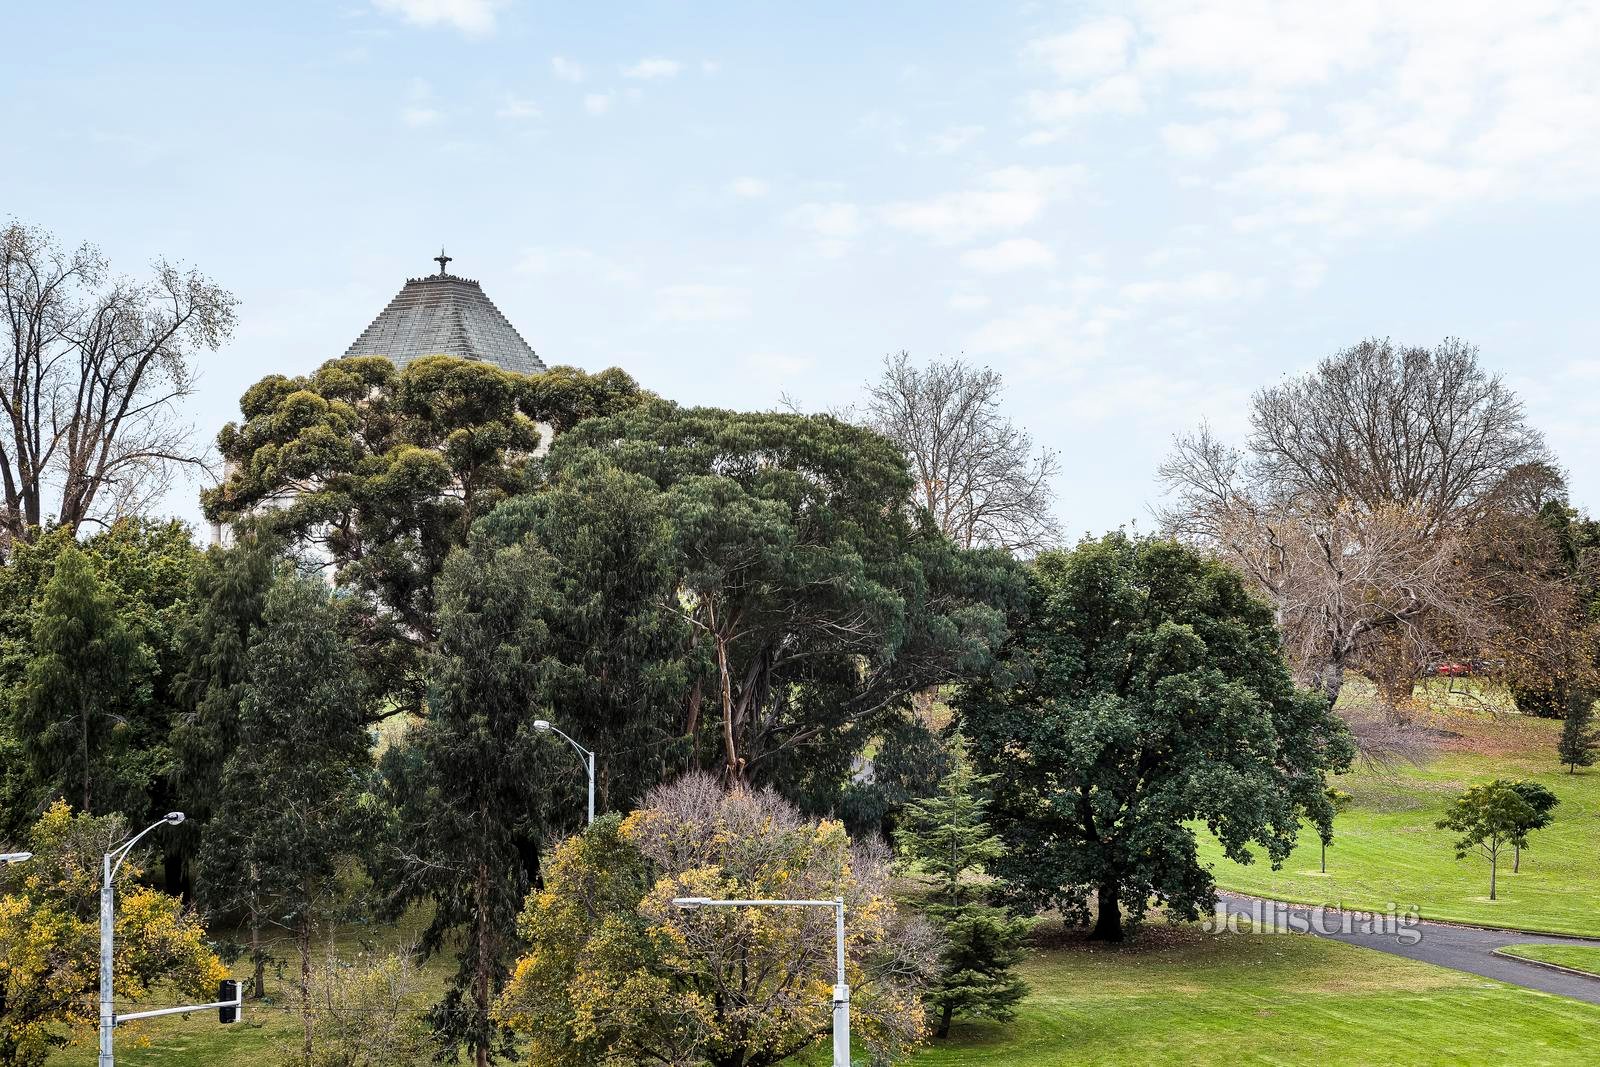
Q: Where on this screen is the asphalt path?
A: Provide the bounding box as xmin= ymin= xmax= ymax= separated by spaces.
xmin=1216 ymin=892 xmax=1600 ymax=1006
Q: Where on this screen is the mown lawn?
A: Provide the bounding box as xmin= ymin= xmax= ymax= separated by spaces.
xmin=1198 ymin=699 xmax=1600 ymax=937
xmin=796 ymin=922 xmax=1600 ymax=1066
xmin=1499 ymin=944 xmax=1600 ymax=977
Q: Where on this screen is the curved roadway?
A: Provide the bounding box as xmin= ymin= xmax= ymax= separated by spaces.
xmin=1217 ymin=892 xmax=1600 ymax=1005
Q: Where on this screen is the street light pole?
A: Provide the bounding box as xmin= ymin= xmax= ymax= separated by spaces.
xmin=671 ymin=896 xmax=850 ymax=1067
xmin=100 ymin=812 xmax=185 ymax=1067
xmin=533 ymin=719 xmax=595 ymax=825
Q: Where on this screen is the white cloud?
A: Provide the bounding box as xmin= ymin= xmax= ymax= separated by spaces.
xmin=1023 ymin=73 xmax=1144 ymax=125
xmin=372 ymin=0 xmax=501 ymax=37
xmin=583 ymin=93 xmax=612 ymax=116
xmin=401 ymin=107 xmax=441 ymax=127
xmin=882 ymin=166 xmax=1083 ymax=244
xmin=656 ymin=284 xmax=750 ymax=323
xmin=960 ymin=238 xmax=1057 ymax=273
xmin=786 ymin=202 xmax=862 ymax=257
xmin=728 ymin=177 xmax=770 ymax=199
xmin=624 ymin=57 xmax=684 ymax=80
xmin=1022 ymin=3 xmax=1600 ymax=231
xmin=496 ymin=96 xmax=540 ymax=120
xmin=1119 ymin=270 xmax=1264 ymax=304
xmin=929 ymin=125 xmax=984 ymax=154
xmin=1025 ymin=16 xmax=1136 ymax=81
xmin=550 ymin=56 xmax=585 ymax=82
xmin=949 ymin=290 xmax=991 ymax=313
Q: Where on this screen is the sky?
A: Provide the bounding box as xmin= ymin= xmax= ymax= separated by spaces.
xmin=3 ymin=0 xmax=1598 ymax=536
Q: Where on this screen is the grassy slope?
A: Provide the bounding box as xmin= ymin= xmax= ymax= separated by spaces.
xmin=1499 ymin=944 xmax=1600 ymax=977
xmin=807 ymin=923 xmax=1600 ymax=1067
xmin=1198 ymin=682 xmax=1600 ymax=936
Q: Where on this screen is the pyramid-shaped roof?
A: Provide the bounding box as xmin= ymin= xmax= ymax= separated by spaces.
xmin=342 ymin=252 xmax=546 ymax=376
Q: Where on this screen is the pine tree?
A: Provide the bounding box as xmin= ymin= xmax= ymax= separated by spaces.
xmin=897 ymin=742 xmax=1030 ymax=1040
xmin=13 ymin=546 xmax=150 ymax=816
xmin=198 ymin=573 xmax=373 ymax=1060
xmin=1558 ymin=685 xmax=1598 ymax=774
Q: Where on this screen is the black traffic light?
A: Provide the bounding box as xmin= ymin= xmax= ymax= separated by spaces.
xmin=218 ymin=980 xmax=240 ymax=1024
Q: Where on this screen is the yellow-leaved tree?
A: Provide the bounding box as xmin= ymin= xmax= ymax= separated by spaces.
xmin=495 ymin=774 xmax=939 ymax=1067
xmin=0 ymin=802 xmax=227 ymax=1067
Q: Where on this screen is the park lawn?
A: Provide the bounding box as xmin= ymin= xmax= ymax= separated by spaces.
xmin=1196 ymin=701 xmax=1600 ymax=937
xmin=788 ymin=921 xmax=1600 ymax=1067
xmin=1498 ymin=944 xmax=1600 ymax=977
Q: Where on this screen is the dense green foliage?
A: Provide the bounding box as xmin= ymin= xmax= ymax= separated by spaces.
xmin=202 ymin=356 xmax=645 ymax=711
xmin=376 ymin=538 xmax=554 ymax=1067
xmin=958 ymin=534 xmax=1354 ymax=941
xmin=541 ymin=402 xmax=1024 ymax=794
xmin=897 ymin=746 xmax=1029 ymax=1039
xmin=198 ymin=573 xmax=374 ymax=1044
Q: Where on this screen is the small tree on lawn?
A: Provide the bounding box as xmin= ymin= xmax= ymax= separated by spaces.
xmin=897 ymin=741 xmax=1029 ymax=1039
xmin=1436 ymin=780 xmax=1544 ymax=900
xmin=1506 ymin=780 xmax=1558 ymax=874
xmin=1558 ymin=686 xmax=1598 ymax=773
xmin=1319 ymin=789 xmax=1353 ymax=874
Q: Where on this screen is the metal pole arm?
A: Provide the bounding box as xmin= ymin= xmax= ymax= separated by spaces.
xmin=116 ymin=990 xmax=242 ymax=1026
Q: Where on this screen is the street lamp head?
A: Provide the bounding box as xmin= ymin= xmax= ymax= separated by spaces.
xmin=533 ymin=719 xmax=551 ymax=732
xmin=0 ymin=852 xmax=32 ymax=866
xmin=163 ymin=812 xmax=186 ymax=825
xmin=672 ymin=897 xmax=711 ymax=909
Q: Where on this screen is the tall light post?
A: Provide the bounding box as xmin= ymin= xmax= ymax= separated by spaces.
xmin=533 ymin=719 xmax=595 ymax=825
xmin=672 ymin=896 xmax=850 ymax=1067
xmin=100 ymin=812 xmax=184 ymax=1062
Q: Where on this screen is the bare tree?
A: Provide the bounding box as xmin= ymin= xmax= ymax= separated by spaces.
xmin=0 ymin=220 xmax=236 ymax=552
xmin=1160 ymin=339 xmax=1551 ymax=712
xmin=863 ymin=351 xmax=1061 ymax=554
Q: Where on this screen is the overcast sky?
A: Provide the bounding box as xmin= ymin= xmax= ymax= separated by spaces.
xmin=4 ymin=1 xmax=1598 ymax=536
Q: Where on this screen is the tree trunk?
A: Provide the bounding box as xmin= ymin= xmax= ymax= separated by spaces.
xmin=1090 ymin=881 xmax=1123 ymax=942
xmin=937 ymin=1002 xmax=954 ymax=1039
xmin=250 ymin=906 xmax=266 ymax=1000
xmin=1321 ymin=839 xmax=1327 ymax=874
xmin=475 ymin=857 xmax=492 ymax=1067
xmin=1489 ymin=853 xmax=1497 ymax=901
xmin=1513 ymin=844 xmax=1520 ymax=874
xmin=298 ymin=903 xmax=312 ymax=1064
xmin=1318 ymin=661 xmax=1345 ymax=707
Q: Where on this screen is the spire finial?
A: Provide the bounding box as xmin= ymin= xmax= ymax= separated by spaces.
xmin=434 ymin=247 xmax=452 ymax=276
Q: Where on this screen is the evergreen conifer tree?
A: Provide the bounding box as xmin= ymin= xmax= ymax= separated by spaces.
xmin=897 ymin=742 xmax=1029 ymax=1039
xmin=1559 ymin=685 xmax=1598 ymax=773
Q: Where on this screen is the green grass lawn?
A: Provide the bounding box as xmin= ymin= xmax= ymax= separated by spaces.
xmin=796 ymin=921 xmax=1600 ymax=1066
xmin=1498 ymin=944 xmax=1600 ymax=978
xmin=1197 ymin=702 xmax=1600 ymax=937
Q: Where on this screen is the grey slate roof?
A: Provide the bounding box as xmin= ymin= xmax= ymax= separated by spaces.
xmin=342 ymin=264 xmax=546 ymax=376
